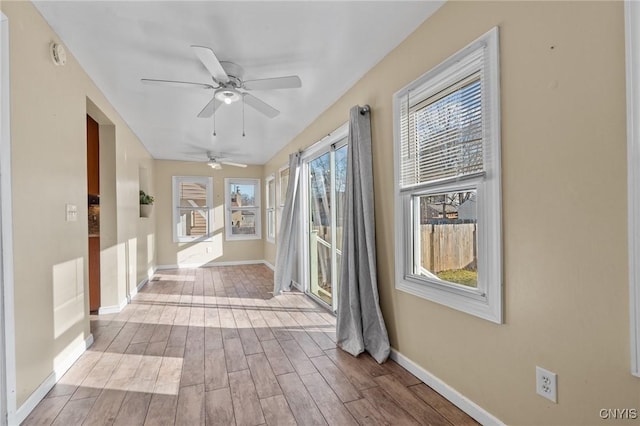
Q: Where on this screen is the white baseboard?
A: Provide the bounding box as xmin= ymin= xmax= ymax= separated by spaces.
xmin=291 ymin=280 xmax=302 ymax=291
xmin=16 ymin=334 xmax=94 ymax=424
xmin=137 ymin=277 xmax=149 ymax=292
xmin=129 ymin=267 xmax=157 ymax=302
xmin=262 ymin=260 xmax=275 ymax=271
xmin=130 ymin=279 xmax=144 ymax=299
xmin=157 ymin=259 xmax=270 ymax=270
xmin=390 ymin=348 xmax=505 ymax=426
xmin=98 ymin=297 xmax=127 ymax=315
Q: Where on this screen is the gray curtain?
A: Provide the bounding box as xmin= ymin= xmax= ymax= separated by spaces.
xmin=274 ymin=152 xmax=302 ymax=295
xmin=336 ymin=105 xmax=390 ymax=363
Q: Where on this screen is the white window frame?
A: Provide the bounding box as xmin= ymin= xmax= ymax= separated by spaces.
xmin=625 ymin=0 xmax=640 ymax=377
xmin=393 ymin=27 xmax=503 ymax=323
xmin=172 ymin=176 xmax=213 ymax=243
xmin=225 ymin=178 xmax=262 ymax=241
xmin=300 ymin=122 xmax=348 ymax=312
xmin=266 ymin=174 xmax=276 ymax=243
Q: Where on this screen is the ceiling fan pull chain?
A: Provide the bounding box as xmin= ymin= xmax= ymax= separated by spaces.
xmin=242 ymin=96 xmax=246 ymax=137
xmin=213 ymin=105 xmax=217 ymax=136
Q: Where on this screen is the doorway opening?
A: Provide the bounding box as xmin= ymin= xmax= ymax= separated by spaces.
xmin=302 ymin=125 xmax=348 ymax=312
xmin=86 ymin=115 xmax=100 ymax=313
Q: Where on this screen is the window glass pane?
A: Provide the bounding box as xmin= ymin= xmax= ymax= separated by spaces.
xmin=230 ymin=208 xmax=257 ymax=235
xmin=335 ymin=145 xmax=348 ymax=252
xmin=177 ymin=208 xmax=208 ymax=238
xmin=267 ymin=179 xmax=275 ymax=208
xmin=267 ymin=210 xmax=275 ymax=239
xmin=179 ymin=181 xmax=208 ymax=208
xmin=279 ymin=168 xmax=289 ymax=205
xmin=309 ymin=152 xmax=331 ymax=246
xmin=230 ymin=184 xmax=256 ymax=207
xmin=416 ymin=190 xmax=478 ymax=287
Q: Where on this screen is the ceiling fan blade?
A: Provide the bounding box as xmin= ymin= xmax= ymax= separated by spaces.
xmin=141 ymin=78 xmax=216 ymax=90
xmin=244 ymin=75 xmax=302 ymax=91
xmin=243 ymin=93 xmax=279 ymax=118
xmin=191 ymin=45 xmax=230 ymax=84
xmin=220 ymin=161 xmax=248 ymax=168
xmin=197 ymin=97 xmax=222 ymax=118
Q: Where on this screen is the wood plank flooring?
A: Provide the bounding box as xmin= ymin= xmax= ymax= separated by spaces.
xmin=23 ymin=265 xmax=479 ymax=426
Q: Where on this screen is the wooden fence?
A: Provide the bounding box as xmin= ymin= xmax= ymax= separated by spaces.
xmin=421 ymin=223 xmax=477 ymax=273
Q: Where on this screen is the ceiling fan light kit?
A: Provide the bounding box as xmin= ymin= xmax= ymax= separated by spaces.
xmin=215 ymin=88 xmax=241 ymax=105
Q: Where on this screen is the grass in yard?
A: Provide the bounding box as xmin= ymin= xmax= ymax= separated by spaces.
xmin=436 ymin=269 xmax=477 ymax=287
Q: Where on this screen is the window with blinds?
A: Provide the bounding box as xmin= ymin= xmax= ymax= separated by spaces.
xmin=393 ymin=27 xmax=503 ymax=324
xmin=399 ymin=52 xmax=486 ymax=190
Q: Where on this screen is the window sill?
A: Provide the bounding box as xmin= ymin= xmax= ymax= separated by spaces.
xmin=225 ymin=235 xmax=262 ymax=242
xmin=396 ymin=275 xmax=502 ymax=324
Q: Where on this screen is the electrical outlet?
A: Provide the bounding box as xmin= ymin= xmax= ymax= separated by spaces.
xmin=536 ymin=366 xmax=557 ymax=403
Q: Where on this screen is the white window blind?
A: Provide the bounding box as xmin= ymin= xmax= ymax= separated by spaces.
xmin=400 ymin=47 xmax=486 ymax=190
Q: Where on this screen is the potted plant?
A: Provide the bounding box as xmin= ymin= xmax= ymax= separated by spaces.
xmin=139 ymin=190 xmax=154 ymax=218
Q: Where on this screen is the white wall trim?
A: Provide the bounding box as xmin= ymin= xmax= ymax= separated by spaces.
xmin=137 ymin=278 xmax=149 ymax=292
xmin=262 ymin=260 xmax=275 ymax=271
xmin=0 ymin=11 xmax=17 ymax=425
xmin=14 ymin=374 xmax=55 ymax=426
xmin=98 ymin=298 xmax=127 ymax=315
xmin=157 ymin=259 xmax=270 ymax=270
xmin=129 ymin=276 xmax=150 ymax=300
xmin=15 ymin=334 xmax=93 ymax=425
xmin=625 ymin=0 xmax=640 ymax=378
xmin=390 ymin=348 xmax=505 ymax=426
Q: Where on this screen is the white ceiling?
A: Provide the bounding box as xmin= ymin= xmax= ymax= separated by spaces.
xmin=34 ymin=1 xmax=443 ymax=165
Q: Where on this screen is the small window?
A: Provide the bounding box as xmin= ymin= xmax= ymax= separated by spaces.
xmin=393 ymin=27 xmax=502 ymax=323
xmin=225 ymin=178 xmax=261 ymax=240
xmin=266 ymin=175 xmax=276 ymax=243
xmin=172 ymin=176 xmax=213 ymax=242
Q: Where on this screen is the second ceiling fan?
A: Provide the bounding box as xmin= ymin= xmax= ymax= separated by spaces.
xmin=142 ymin=45 xmax=302 ymax=119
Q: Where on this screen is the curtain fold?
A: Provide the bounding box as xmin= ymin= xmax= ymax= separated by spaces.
xmin=274 ymin=152 xmax=302 ymax=295
xmin=336 ymin=105 xmax=390 ymax=363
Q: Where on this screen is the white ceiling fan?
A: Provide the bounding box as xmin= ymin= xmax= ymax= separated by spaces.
xmin=141 ymin=45 xmax=302 ymax=119
xmin=202 ymin=152 xmax=247 ymax=170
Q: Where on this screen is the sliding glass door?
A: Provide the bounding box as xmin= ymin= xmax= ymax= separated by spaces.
xmin=305 ymin=139 xmax=347 ymax=311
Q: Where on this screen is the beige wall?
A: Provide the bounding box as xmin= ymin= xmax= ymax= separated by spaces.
xmin=2 ymin=1 xmax=156 ymax=407
xmin=155 ymin=160 xmax=264 ymax=267
xmin=264 ymin=2 xmax=637 ymax=424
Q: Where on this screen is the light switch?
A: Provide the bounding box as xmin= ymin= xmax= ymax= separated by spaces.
xmin=66 ymin=204 xmax=78 ymax=222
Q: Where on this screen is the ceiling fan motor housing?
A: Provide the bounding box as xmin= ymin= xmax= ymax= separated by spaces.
xmin=219 ymin=61 xmax=244 ymax=88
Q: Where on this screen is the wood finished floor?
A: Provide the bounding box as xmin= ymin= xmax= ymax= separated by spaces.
xmin=24 ymin=265 xmax=478 ymax=426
